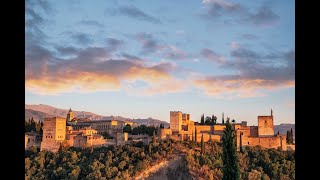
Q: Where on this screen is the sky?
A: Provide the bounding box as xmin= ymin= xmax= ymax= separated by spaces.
xmin=25 ymin=0 xmax=295 ymax=125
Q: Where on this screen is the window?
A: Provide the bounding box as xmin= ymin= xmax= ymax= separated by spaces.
xmin=248 ymin=142 xmax=250 ymax=145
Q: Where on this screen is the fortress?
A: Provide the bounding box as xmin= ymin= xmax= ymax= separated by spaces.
xmin=26 ymin=108 xmax=293 ymax=152
xmin=159 ymin=109 xmax=292 ymax=151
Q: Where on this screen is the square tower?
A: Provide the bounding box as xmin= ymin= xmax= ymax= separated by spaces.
xmin=170 ymin=111 xmax=182 ymax=132
xmin=258 ymin=115 xmax=274 ymax=136
xmin=40 ymin=117 xmax=66 ymax=152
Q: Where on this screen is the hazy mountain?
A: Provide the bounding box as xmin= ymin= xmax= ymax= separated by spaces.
xmin=25 ymin=109 xmax=51 ymax=122
xmin=25 ymin=104 xmax=169 ymax=127
xmin=274 ymin=123 xmax=295 ymax=136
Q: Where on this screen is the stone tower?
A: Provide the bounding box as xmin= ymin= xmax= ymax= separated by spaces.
xmin=258 ymin=110 xmax=274 ymax=136
xmin=66 ymin=108 xmax=74 ymax=121
xmin=40 ymin=117 xmax=66 ymax=152
xmin=170 ymin=111 xmax=182 ymax=132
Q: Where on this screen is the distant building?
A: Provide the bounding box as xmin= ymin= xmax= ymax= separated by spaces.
xmin=40 ymin=117 xmax=66 ymax=152
xmin=25 ymin=132 xmax=42 ymax=150
xmin=160 ymin=109 xmax=292 ymax=151
xmin=66 ymin=108 xmax=74 ymax=121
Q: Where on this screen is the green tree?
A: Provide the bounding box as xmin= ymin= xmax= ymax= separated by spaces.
xmin=201 ymin=114 xmax=205 ymax=124
xmin=222 ymin=112 xmax=225 ymax=124
xmin=123 ymin=124 xmax=132 ymax=133
xmin=212 ymin=114 xmax=217 ymax=125
xmin=222 ymin=122 xmax=240 ymax=180
xmin=205 ymin=116 xmax=212 ymax=125
xmin=201 ymin=134 xmax=205 ymax=155
xmin=195 ymin=127 xmax=198 ymax=143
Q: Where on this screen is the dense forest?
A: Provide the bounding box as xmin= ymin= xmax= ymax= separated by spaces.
xmin=25 ymin=140 xmax=173 ymax=180
xmin=184 ymin=141 xmax=295 ymax=180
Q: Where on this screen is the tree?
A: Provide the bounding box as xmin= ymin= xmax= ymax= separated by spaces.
xmin=123 ymin=124 xmax=132 ymax=133
xmin=222 ymin=121 xmax=240 ymax=180
xmin=205 ymin=116 xmax=212 ymax=125
xmin=195 ymin=127 xmax=198 ymax=143
xmin=226 ymin=117 xmax=230 ymax=124
xmin=160 ymin=123 xmax=164 ymax=129
xmin=201 ymin=114 xmax=205 ymax=125
xmin=222 ymin=112 xmax=225 ymax=124
xmin=232 ymin=119 xmax=236 ymax=124
xmin=290 ymin=128 xmax=294 ymax=144
xmin=201 ymin=134 xmax=205 ymax=155
xmin=212 ymin=114 xmax=217 ymax=125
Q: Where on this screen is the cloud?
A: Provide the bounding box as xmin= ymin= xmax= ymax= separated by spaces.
xmin=106 ymin=38 xmax=124 ymax=52
xmin=247 ymin=6 xmax=280 ymax=27
xmin=25 ymin=0 xmax=52 ymax=45
xmin=193 ymin=45 xmax=295 ymax=98
xmin=71 ymin=32 xmax=93 ymax=45
xmin=193 ymin=75 xmax=294 ymax=99
xmin=201 ymin=0 xmax=280 ymax=27
xmin=25 ymin=45 xmax=175 ymax=95
xmin=135 ymin=32 xmax=188 ymax=60
xmin=136 ymin=32 xmax=161 ymax=54
xmin=107 ymin=5 xmax=162 ymax=24
xmin=56 ymin=46 xmax=79 ymax=56
xmin=201 ymin=48 xmax=226 ymax=63
xmin=202 ymin=0 xmax=247 ymax=18
xmin=162 ymin=46 xmax=188 ymax=60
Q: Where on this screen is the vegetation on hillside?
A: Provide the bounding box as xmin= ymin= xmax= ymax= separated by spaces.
xmin=25 ymin=140 xmax=174 ymax=180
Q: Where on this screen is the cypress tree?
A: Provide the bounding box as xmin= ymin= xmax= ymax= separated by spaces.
xmin=201 ymin=134 xmax=205 ymax=154
xmin=286 ymin=130 xmax=290 ymax=144
xmin=201 ymin=114 xmax=205 ymax=125
xmin=222 ymin=122 xmax=240 ymax=180
xmin=195 ymin=127 xmax=197 ymax=143
xmin=222 ymin=112 xmax=225 ymax=124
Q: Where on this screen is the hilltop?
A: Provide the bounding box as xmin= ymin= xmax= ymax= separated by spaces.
xmin=25 ymin=104 xmax=169 ymax=127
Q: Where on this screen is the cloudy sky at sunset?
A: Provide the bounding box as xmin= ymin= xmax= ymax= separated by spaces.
xmin=25 ymin=0 xmax=294 ymax=125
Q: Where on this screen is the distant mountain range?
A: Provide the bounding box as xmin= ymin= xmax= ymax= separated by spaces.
xmin=25 ymin=104 xmax=170 ymax=127
xmin=274 ymin=123 xmax=295 ymax=140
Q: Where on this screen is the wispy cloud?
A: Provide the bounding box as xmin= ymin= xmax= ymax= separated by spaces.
xmin=26 ymin=45 xmax=176 ymax=95
xmin=136 ymin=32 xmax=161 ymax=54
xmin=246 ymin=6 xmax=280 ymax=27
xmin=106 ymin=38 xmax=124 ymax=52
xmin=106 ymin=5 xmax=162 ymax=24
xmin=193 ymin=44 xmax=295 ymax=98
xmin=70 ymin=32 xmax=93 ymax=45
xmin=201 ymin=0 xmax=280 ymax=27
xmin=200 ymin=48 xmax=226 ymax=63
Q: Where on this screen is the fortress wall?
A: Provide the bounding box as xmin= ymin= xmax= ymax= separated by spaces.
xmin=244 ymin=136 xmax=282 ymax=149
xmin=195 ymin=125 xmax=214 ymax=134
xmin=213 ymin=124 xmax=226 ymax=135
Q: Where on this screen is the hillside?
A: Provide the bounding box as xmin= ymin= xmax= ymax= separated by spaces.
xmin=25 ymin=104 xmax=169 ymax=127
xmin=274 ymin=123 xmax=295 ymax=140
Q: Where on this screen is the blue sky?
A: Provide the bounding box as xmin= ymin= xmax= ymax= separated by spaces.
xmin=25 ymin=0 xmax=295 ymax=125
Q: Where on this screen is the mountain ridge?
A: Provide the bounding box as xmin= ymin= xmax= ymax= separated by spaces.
xmin=25 ymin=104 xmax=170 ymax=127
